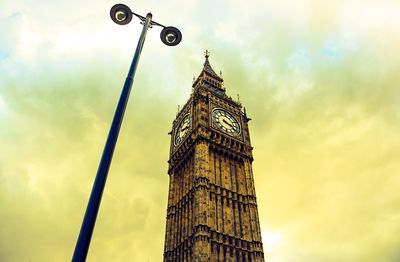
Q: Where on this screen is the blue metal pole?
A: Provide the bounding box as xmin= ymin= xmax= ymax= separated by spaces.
xmin=72 ymin=13 xmax=153 ymax=262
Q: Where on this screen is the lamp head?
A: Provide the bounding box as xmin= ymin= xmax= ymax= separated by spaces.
xmin=110 ymin=4 xmax=133 ymax=25
xmin=160 ymin=26 xmax=182 ymax=46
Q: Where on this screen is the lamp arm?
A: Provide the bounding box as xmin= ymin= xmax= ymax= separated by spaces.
xmin=132 ymin=11 xmax=166 ymax=28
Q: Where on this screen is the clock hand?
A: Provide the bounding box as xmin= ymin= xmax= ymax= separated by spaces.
xmin=181 ymin=126 xmax=189 ymax=132
xmin=222 ymin=119 xmax=233 ymax=127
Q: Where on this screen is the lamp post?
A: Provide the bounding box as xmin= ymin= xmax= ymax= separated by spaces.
xmin=72 ymin=4 xmax=182 ymax=261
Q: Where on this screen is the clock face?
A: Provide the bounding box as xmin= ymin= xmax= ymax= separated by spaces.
xmin=174 ymin=114 xmax=191 ymax=146
xmin=212 ymin=109 xmax=241 ymax=136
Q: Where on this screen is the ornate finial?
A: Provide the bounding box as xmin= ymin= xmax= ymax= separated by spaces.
xmin=177 ymin=105 xmax=180 ymax=115
xmin=219 ymin=70 xmax=223 ymax=77
xmin=192 ymin=76 xmax=195 ymax=84
xmin=204 ymin=49 xmax=210 ymax=59
xmin=243 ymin=107 xmax=251 ymax=121
xmin=237 ymin=94 xmax=241 ymax=103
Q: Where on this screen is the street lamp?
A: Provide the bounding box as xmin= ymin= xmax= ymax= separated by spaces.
xmin=110 ymin=4 xmax=182 ymax=45
xmin=72 ymin=4 xmax=182 ymax=262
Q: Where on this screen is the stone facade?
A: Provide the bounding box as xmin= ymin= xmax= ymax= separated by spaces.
xmin=163 ymin=52 xmax=264 ymax=261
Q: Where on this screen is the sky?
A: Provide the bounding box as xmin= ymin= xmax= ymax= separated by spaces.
xmin=1 ymin=0 xmax=400 ymax=261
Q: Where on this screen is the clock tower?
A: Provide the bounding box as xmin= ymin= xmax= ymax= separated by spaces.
xmin=163 ymin=51 xmax=264 ymax=261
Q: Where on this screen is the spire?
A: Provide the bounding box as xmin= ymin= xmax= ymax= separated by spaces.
xmin=192 ymin=50 xmax=225 ymax=92
xmin=202 ymin=50 xmax=223 ymax=81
